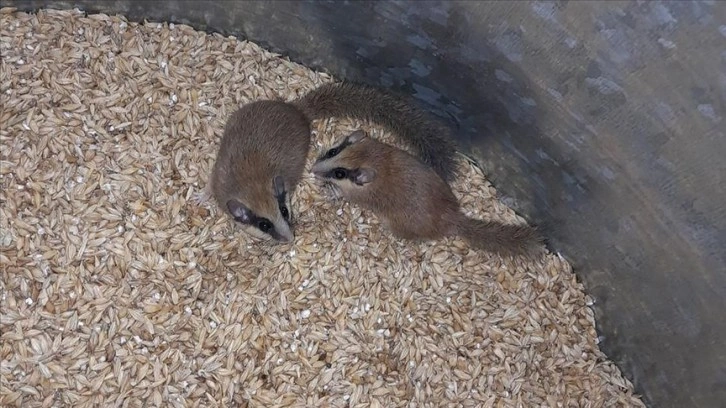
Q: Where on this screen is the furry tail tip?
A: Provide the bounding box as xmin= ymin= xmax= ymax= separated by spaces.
xmin=460 ymin=218 xmax=546 ymax=258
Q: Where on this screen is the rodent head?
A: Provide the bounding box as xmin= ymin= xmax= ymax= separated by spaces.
xmin=311 ymin=130 xmax=377 ymax=190
xmin=225 ymin=175 xmax=294 ymax=243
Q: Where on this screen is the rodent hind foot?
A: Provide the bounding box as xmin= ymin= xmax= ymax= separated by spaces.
xmin=191 ymin=186 xmax=213 ymax=206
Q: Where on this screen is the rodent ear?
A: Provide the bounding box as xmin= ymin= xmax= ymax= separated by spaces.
xmin=273 ymin=175 xmax=286 ymax=196
xmin=353 ymin=168 xmax=376 ymax=185
xmin=347 ymin=130 xmax=366 ymax=144
xmin=226 ymin=199 xmax=251 ymax=224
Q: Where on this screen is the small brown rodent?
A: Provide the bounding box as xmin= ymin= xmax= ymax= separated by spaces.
xmin=311 ymin=130 xmax=545 ymax=257
xmin=206 ymin=82 xmax=460 ymax=243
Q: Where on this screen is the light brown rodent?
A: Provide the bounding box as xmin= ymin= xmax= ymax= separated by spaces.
xmin=207 ymin=81 xmax=459 ymax=243
xmin=311 ymin=130 xmax=545 ymax=257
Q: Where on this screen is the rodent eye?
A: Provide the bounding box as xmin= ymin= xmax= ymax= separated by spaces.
xmin=258 ymin=220 xmax=273 ymax=233
xmin=333 ymin=168 xmax=347 ymax=179
xmin=325 ymin=148 xmax=339 ymax=158
xmin=280 ymin=206 xmax=289 ymax=220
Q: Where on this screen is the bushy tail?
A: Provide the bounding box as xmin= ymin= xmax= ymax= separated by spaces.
xmin=456 ymin=215 xmax=545 ymax=258
xmin=293 ymin=81 xmax=459 ymax=183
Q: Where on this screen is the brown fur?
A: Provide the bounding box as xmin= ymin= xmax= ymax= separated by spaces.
xmin=311 ymin=132 xmax=545 ymax=258
xmin=210 ymin=81 xmax=460 ymax=243
xmin=210 ymin=101 xmax=309 ymax=241
xmin=294 ymin=81 xmax=459 ymax=183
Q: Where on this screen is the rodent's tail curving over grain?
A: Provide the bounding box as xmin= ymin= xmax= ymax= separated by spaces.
xmin=456 ymin=216 xmax=545 ymax=258
xmin=293 ymin=81 xmax=460 ymax=183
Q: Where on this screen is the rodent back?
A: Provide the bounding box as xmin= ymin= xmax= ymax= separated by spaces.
xmin=220 ymin=100 xmax=311 ymax=162
xmin=214 ymin=101 xmax=312 ymax=194
xmin=211 ymin=101 xmax=312 ymax=211
xmin=318 ymin=137 xmax=461 ymax=239
xmin=210 ymin=100 xmax=314 ymax=243
xmin=294 ymin=82 xmax=460 ymax=183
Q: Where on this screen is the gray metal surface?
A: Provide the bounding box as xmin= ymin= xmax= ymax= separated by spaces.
xmin=5 ymin=1 xmax=726 ymax=407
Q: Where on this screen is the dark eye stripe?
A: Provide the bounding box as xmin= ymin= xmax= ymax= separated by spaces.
xmin=235 ymin=209 xmax=287 ymax=240
xmin=324 ymin=147 xmax=339 ymax=158
xmin=276 ymin=189 xmax=290 ymax=220
xmin=320 ymin=138 xmax=352 ymax=160
xmin=242 ymin=212 xmax=276 ymax=235
xmin=258 ymin=220 xmax=273 ymax=232
xmin=326 ymin=167 xmax=354 ymax=180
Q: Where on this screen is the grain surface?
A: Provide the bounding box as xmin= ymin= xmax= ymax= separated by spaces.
xmin=0 ymin=8 xmax=645 ymax=408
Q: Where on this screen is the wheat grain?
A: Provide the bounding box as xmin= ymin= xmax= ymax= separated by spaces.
xmin=0 ymin=7 xmax=645 ymax=408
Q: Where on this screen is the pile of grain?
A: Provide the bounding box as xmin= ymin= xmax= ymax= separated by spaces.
xmin=0 ymin=7 xmax=645 ymax=407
